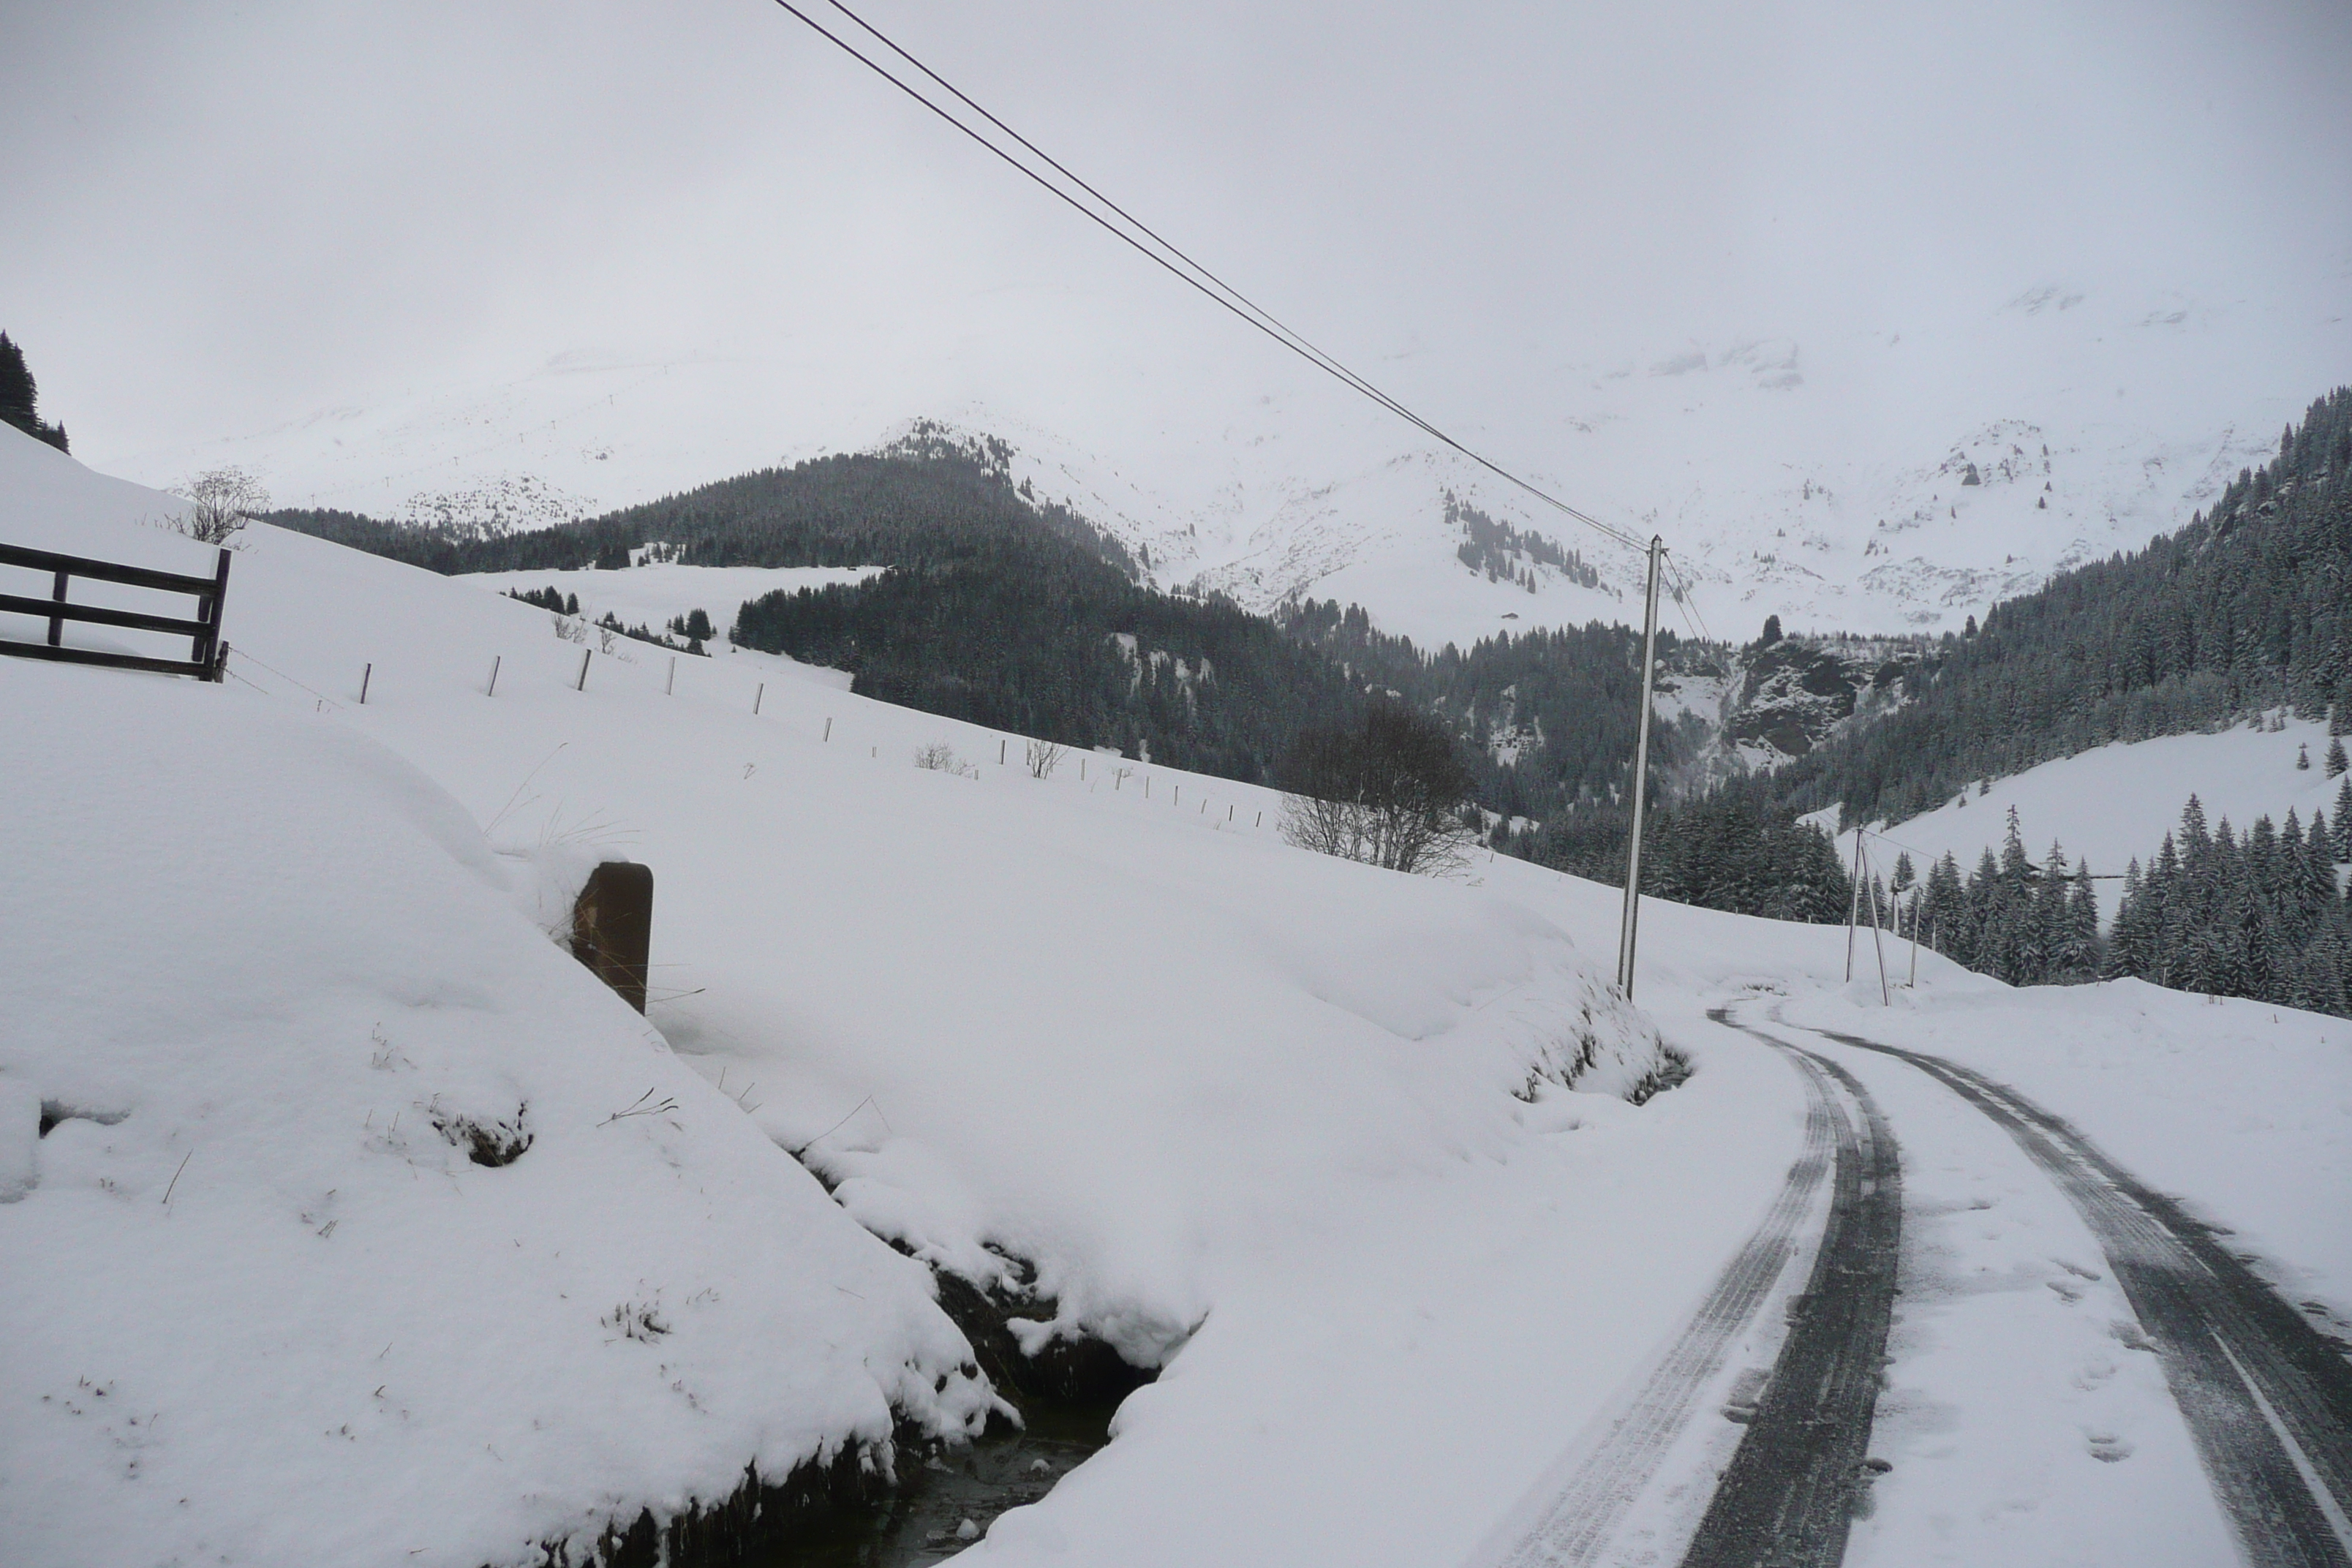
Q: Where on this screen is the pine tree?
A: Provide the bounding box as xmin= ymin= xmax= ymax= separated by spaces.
xmin=2327 ymin=735 xmax=2348 ymax=778
xmin=1923 ymin=852 xmax=1964 ymax=960
xmin=2063 ymin=862 xmax=2101 ymax=979
xmin=2106 ymin=858 xmax=2145 ymax=979
xmin=2148 ymin=833 xmax=2185 ymax=988
xmin=2299 ymin=808 xmax=2340 ymax=932
xmin=1964 ymin=847 xmax=2001 ymax=968
xmin=2027 ymin=839 xmax=2071 ymax=982
xmin=2336 ymin=780 xmax=2352 ymax=862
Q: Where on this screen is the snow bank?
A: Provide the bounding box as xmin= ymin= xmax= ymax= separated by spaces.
xmin=0 ymin=551 xmax=995 ymax=1563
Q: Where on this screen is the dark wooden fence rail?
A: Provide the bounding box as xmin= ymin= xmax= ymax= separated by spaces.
xmin=0 ymin=541 xmax=231 ymax=681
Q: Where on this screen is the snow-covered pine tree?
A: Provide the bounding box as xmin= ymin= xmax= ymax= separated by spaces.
xmin=2027 ymin=839 xmax=2072 ymax=982
xmin=2105 ymin=858 xmax=2146 ymax=979
xmin=2063 ymin=862 xmax=2101 ymax=980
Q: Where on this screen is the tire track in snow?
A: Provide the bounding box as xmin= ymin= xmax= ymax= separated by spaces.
xmin=1677 ymin=1017 xmax=1903 ymax=1568
xmin=1478 ymin=1011 xmax=1861 ymax=1568
xmin=1792 ymin=1017 xmax=2352 ymax=1568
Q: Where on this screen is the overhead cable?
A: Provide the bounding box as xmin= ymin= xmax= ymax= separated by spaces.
xmin=769 ymin=0 xmax=1652 ymax=560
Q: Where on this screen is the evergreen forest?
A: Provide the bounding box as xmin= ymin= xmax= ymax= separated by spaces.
xmin=1 ymin=331 xmax=70 ymax=453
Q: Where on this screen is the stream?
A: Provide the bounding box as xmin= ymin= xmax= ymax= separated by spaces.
xmin=780 ymin=1401 xmax=1120 ymax=1566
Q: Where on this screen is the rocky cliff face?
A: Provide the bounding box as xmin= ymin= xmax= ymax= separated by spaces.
xmin=1659 ymin=636 xmax=1924 ymax=794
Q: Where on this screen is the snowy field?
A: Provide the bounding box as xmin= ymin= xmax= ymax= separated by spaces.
xmin=5 ymin=425 xmax=2349 ymax=1567
xmin=1852 ymin=720 xmax=2345 ymax=894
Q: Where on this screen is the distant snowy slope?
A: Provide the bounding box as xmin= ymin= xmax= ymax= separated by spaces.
xmin=1858 ymin=716 xmax=2343 ymax=894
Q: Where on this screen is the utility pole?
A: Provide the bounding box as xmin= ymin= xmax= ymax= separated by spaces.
xmin=1863 ymin=844 xmax=1891 ymax=1006
xmin=1908 ymin=889 xmax=1921 ymax=988
xmin=1844 ymin=827 xmax=1865 ymax=982
xmin=1615 ymin=535 xmax=1665 ymax=999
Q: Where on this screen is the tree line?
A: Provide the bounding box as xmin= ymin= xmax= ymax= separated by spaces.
xmin=732 ymin=540 xmax=1365 ymax=782
xmin=2103 ymin=789 xmax=2352 ymax=1016
xmin=1508 ymin=772 xmax=1854 ymax=924
xmin=1 ymin=331 xmax=70 ymax=453
xmin=1899 ymin=811 xmax=2105 ymax=987
xmin=1871 ymin=779 xmax=2352 ymax=1017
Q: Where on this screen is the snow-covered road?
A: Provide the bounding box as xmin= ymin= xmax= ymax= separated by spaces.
xmin=1772 ymin=1010 xmax=2345 ymax=1567
xmin=1795 ymin=1013 xmax=2352 ymax=1568
xmin=1477 ymin=999 xmax=2352 ymax=1568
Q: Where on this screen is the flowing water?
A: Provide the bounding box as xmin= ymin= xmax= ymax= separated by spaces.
xmin=781 ymin=1401 xmax=1120 ymax=1566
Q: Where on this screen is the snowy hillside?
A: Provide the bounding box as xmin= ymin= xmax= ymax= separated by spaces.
xmin=1850 ymin=714 xmax=2348 ymax=897
xmin=0 ymin=425 xmax=1679 ymax=1564
xmin=97 ymin=274 xmax=2329 ymax=649
xmin=10 ymin=426 xmax=2351 ymax=1568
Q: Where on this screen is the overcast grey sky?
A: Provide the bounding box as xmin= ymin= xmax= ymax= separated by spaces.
xmin=3 ymin=0 xmax=2346 ymax=482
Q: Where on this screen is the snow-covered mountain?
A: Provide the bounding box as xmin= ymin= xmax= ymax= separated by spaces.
xmin=106 ymin=269 xmax=2331 ymax=651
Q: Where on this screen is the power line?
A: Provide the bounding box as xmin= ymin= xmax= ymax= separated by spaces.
xmin=1659 ymin=549 xmax=1713 ymax=644
xmin=768 ymin=0 xmax=1651 ymax=560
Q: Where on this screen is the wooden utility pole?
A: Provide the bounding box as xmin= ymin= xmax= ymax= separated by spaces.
xmin=1615 ymin=535 xmax=1665 ymax=999
xmin=1908 ymin=889 xmax=1921 ymax=988
xmin=1844 ymin=827 xmax=1865 ymax=982
xmin=1863 ymin=845 xmax=1891 ymax=1006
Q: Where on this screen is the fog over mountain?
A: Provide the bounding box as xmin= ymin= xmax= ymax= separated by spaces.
xmin=4 ymin=0 xmax=2346 ymax=639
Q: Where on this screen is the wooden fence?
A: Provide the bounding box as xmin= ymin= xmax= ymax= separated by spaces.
xmin=0 ymin=542 xmax=231 ymax=681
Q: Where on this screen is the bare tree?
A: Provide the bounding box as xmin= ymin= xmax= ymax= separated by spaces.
xmin=173 ymin=467 xmax=269 ymax=544
xmin=1024 ymin=736 xmax=1068 ymax=779
xmin=913 ymin=742 xmax=960 ymax=772
xmin=1277 ymin=703 xmax=1477 ymax=877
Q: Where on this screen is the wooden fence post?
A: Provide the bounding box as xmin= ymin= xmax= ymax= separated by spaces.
xmin=571 ymin=862 xmax=654 ymax=1014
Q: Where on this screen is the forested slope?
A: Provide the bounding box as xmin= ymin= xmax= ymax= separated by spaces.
xmin=1774 ymin=387 xmax=2352 ymax=828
